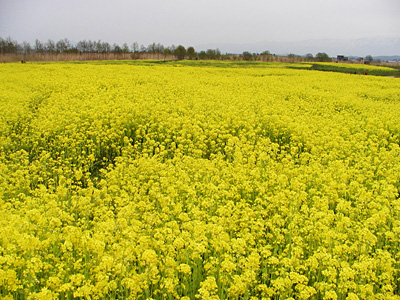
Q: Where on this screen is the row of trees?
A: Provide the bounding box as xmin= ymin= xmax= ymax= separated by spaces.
xmin=1 ymin=36 xmax=333 ymax=62
xmin=0 ymin=37 xmax=215 ymax=60
xmin=240 ymin=51 xmax=333 ymax=62
xmin=0 ymin=37 xmax=178 ymax=55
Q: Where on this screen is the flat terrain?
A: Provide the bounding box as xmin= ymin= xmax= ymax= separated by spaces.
xmin=1 ymin=61 xmax=400 ymax=299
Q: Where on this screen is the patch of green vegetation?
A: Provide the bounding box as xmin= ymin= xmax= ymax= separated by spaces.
xmin=290 ymin=62 xmax=399 ymax=77
xmin=165 ymin=60 xmax=276 ymax=68
xmin=32 ymin=59 xmax=165 ymax=66
xmin=30 ymin=59 xmax=306 ymax=69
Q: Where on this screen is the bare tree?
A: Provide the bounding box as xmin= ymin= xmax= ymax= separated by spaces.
xmin=56 ymin=38 xmax=71 ymax=53
xmin=22 ymin=41 xmax=32 ymax=54
xmin=131 ymin=42 xmax=139 ymax=53
xmin=365 ymin=55 xmax=373 ymax=64
xmin=45 ymin=39 xmax=56 ymax=53
xmin=34 ymin=39 xmax=44 ymax=53
xmin=122 ymin=43 xmax=130 ymax=53
xmin=112 ymin=43 xmax=122 ymax=54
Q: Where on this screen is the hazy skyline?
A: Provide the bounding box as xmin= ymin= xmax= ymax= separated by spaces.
xmin=1 ymin=0 xmax=399 ymax=55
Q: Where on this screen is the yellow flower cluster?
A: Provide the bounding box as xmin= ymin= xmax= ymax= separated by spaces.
xmin=1 ymin=61 xmax=400 ymax=299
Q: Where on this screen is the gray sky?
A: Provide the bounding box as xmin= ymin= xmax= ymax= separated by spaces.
xmin=1 ymin=0 xmax=399 ymax=54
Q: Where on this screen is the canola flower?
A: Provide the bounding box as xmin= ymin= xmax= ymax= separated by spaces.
xmin=1 ymin=61 xmax=400 ymax=299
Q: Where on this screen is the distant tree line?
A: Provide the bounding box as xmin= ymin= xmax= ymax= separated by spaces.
xmin=0 ymin=37 xmax=222 ymax=60
xmin=1 ymin=36 xmax=339 ymax=62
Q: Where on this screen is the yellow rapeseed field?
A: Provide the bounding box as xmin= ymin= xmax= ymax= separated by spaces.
xmin=1 ymin=61 xmax=400 ymax=300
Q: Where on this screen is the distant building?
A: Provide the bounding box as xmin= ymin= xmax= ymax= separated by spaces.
xmin=337 ymin=55 xmax=349 ymax=62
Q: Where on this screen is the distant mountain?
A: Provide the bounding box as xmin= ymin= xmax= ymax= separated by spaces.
xmin=373 ymin=55 xmax=400 ymax=62
xmin=196 ymin=37 xmax=400 ymax=57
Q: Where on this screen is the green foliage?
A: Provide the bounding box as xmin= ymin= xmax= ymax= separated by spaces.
xmin=187 ymin=47 xmax=196 ymax=60
xmin=288 ymin=62 xmax=399 ymax=77
xmin=309 ymin=63 xmax=399 ymax=76
xmin=174 ymin=45 xmax=187 ymax=60
xmin=242 ymin=51 xmax=254 ymax=61
xmin=315 ymin=52 xmax=332 ymax=62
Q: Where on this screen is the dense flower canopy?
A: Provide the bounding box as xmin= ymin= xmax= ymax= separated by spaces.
xmin=1 ymin=61 xmax=400 ymax=299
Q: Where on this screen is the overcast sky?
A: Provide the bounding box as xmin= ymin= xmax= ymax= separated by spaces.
xmin=1 ymin=0 xmax=399 ymax=54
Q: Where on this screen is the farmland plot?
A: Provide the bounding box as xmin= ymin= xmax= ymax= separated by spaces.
xmin=1 ymin=61 xmax=400 ymax=299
